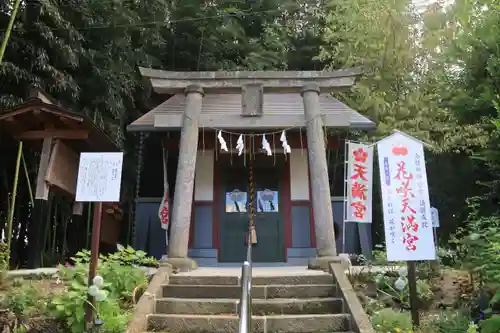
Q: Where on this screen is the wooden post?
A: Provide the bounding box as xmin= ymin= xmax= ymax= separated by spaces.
xmin=28 ymin=138 xmax=53 ymax=268
xmin=85 ymin=202 xmax=103 ymax=326
xmin=407 ymin=261 xmax=420 ymax=327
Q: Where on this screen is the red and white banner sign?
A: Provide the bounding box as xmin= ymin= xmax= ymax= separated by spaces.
xmin=377 ymin=132 xmax=436 ymax=261
xmin=346 ymin=142 xmax=374 ymax=223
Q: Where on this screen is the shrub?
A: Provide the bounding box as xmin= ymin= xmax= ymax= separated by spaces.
xmin=49 ymin=247 xmax=154 ymax=332
xmin=371 ymin=308 xmax=412 ymax=332
xmin=421 ymin=310 xmax=472 ymax=333
xmin=480 ymin=315 xmax=500 ymax=333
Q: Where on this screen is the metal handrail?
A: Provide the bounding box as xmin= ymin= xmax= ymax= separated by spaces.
xmin=238 ymin=233 xmax=253 ymax=333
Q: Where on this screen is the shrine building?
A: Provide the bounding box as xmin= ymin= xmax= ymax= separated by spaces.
xmin=127 ymin=68 xmax=376 ymax=270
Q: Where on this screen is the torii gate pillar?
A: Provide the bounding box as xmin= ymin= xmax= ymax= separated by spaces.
xmin=302 ymin=83 xmax=341 ymax=270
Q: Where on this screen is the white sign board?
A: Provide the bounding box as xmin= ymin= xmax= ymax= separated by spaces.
xmin=431 ymin=207 xmax=439 ymax=228
xmin=377 ymin=132 xmax=436 ymax=261
xmin=345 ymin=142 xmax=374 ymax=223
xmin=75 ymin=152 xmax=124 ymax=202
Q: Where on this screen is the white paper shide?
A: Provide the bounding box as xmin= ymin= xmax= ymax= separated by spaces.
xmin=346 ymin=142 xmax=374 ymax=223
xmin=377 ymin=133 xmax=436 ymax=261
xmin=75 ymin=152 xmax=124 ymax=202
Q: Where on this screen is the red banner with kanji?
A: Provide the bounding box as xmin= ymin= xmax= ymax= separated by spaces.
xmin=159 ymin=147 xmax=169 ymax=233
xmin=346 ymin=142 xmax=374 ymax=223
xmin=159 ymin=190 xmax=169 ymax=231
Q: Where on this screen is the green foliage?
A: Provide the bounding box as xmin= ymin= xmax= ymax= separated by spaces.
xmin=0 ymin=242 xmax=8 ymax=271
xmin=48 ymin=248 xmax=150 ymax=332
xmin=0 ymin=281 xmax=47 ymax=316
xmin=48 ymin=279 xmax=89 ymax=333
xmin=450 ymin=200 xmax=500 ymax=285
xmin=371 ymin=308 xmax=412 ymax=332
xmin=109 ymin=244 xmax=158 ymax=267
xmin=0 ymin=251 xmax=142 ymax=333
xmin=421 ymin=311 xmax=472 ymax=333
xmin=58 ymin=249 xmax=149 ymax=303
xmin=480 ymin=315 xmax=500 ymax=333
xmin=372 ymin=270 xmax=434 ymax=310
xmin=49 ymin=289 xmax=129 ymax=333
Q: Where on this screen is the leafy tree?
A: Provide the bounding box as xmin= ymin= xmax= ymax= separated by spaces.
xmin=317 ymin=0 xmax=492 ymax=239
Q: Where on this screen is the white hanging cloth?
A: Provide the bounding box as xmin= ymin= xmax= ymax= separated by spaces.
xmin=280 ymin=130 xmax=291 ymax=154
xmin=261 ymin=135 xmax=272 ymax=156
xmin=217 ymin=131 xmax=228 ymax=152
xmin=236 ymin=134 xmax=244 ymax=156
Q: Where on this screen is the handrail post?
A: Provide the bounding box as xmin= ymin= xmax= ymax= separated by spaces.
xmin=238 ymin=261 xmax=252 ymax=333
xmin=238 ymin=235 xmax=253 ymax=333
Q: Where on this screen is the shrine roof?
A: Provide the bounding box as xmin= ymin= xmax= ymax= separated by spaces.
xmin=127 ymin=92 xmax=375 ymax=131
xmin=0 ymin=88 xmax=119 ymax=152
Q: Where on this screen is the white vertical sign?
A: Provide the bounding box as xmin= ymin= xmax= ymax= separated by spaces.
xmin=377 ymin=132 xmax=436 ymax=261
xmin=431 ymin=207 xmax=439 ymax=228
xmin=345 ymin=142 xmax=374 ymax=223
xmin=76 ymin=152 xmax=124 ymax=202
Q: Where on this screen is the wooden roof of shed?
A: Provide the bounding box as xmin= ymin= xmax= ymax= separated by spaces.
xmin=127 ymin=92 xmax=375 ymax=131
xmin=0 ymin=88 xmax=119 ymax=152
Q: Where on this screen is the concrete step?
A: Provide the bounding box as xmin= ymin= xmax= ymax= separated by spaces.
xmin=156 ymin=297 xmax=343 ymax=315
xmin=168 ymin=274 xmax=333 ymax=286
xmin=147 ymin=313 xmax=351 ymax=333
xmin=162 ymin=284 xmax=335 ymax=299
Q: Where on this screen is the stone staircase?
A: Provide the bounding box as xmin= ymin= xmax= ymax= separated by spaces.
xmin=145 ymin=273 xmax=356 ymax=333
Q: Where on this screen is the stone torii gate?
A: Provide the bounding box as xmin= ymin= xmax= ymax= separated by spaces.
xmin=138 ymin=68 xmax=365 ymax=271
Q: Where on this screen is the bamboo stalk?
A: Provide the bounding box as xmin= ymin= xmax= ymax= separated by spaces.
xmin=0 ymin=0 xmax=23 ymax=64
xmin=6 ymin=141 xmax=23 ymax=264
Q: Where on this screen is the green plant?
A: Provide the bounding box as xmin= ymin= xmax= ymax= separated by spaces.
xmin=50 ymin=248 xmax=149 ymax=332
xmin=436 ymin=247 xmax=458 ymax=266
xmin=451 ymin=199 xmax=500 ymax=286
xmin=363 ymin=297 xmax=386 ymax=316
xmin=480 ymin=315 xmax=500 ymax=333
xmin=0 ymin=282 xmax=46 ymax=316
xmin=48 ymin=279 xmax=88 ymax=332
xmin=97 ymin=261 xmax=148 ymax=302
xmin=421 ymin=310 xmax=472 ymax=333
xmin=49 ymin=276 xmax=130 ymax=333
xmin=0 ymin=242 xmax=8 ymax=271
xmin=371 ymin=308 xmax=412 ymax=332
xmin=107 ymin=244 xmax=158 ymax=267
xmin=372 ymin=269 xmax=434 ymax=310
xmin=58 ymin=249 xmax=149 ymax=303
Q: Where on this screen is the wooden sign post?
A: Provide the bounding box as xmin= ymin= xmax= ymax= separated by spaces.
xmin=407 ymin=261 xmax=420 ymax=326
xmin=75 ymin=152 xmax=124 ymax=327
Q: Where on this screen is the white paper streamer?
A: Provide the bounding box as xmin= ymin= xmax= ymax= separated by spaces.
xmin=280 ymin=131 xmax=291 ymax=154
xmin=261 ymin=135 xmax=272 ymax=156
xmin=236 ymin=134 xmax=244 ymax=156
xmin=217 ymin=131 xmax=228 ymax=152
